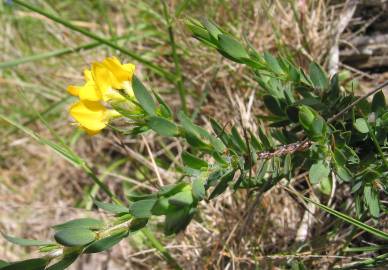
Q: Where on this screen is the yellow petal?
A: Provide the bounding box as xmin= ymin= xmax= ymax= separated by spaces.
xmin=78 ymin=81 xmax=101 ymax=102
xmin=67 ymin=85 xmax=80 ymax=96
xmin=81 ymin=127 xmax=101 ymax=136
xmin=84 ymin=69 xmax=93 ymax=81
xmin=123 ymin=63 xmax=135 ymax=77
xmin=102 ymin=57 xmax=134 ymax=83
xmin=122 ymin=81 xmax=135 ymax=98
xmin=69 ymin=101 xmax=108 ymax=132
xmin=92 ymin=62 xmax=121 ymax=94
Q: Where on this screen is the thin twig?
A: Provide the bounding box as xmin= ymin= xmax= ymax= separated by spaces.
xmin=142 ymin=135 xmax=164 ymax=187
xmin=328 ymin=80 xmax=388 ymax=123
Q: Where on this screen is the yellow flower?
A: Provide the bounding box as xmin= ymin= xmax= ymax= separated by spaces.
xmin=67 ymin=69 xmax=101 ymax=102
xmin=69 ymin=100 xmax=119 ymax=135
xmin=66 ymin=57 xmax=137 ymax=135
xmin=92 ymin=57 xmax=136 ymax=101
xmin=67 ymin=57 xmax=136 ymax=103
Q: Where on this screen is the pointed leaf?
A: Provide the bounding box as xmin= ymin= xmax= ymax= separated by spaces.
xmin=309 ymin=62 xmax=328 ymax=90
xmin=147 ymin=116 xmax=178 ymax=137
xmin=1 ymin=258 xmax=48 ymax=270
xmin=84 ymin=231 xmax=128 ymax=253
xmin=45 ymin=253 xmax=78 ymax=270
xmin=2 ymin=234 xmax=52 ymax=246
xmin=53 ymin=218 xmax=104 ymax=231
xmin=192 ymin=178 xmax=206 ymax=201
xmin=169 ymin=191 xmax=194 ymax=207
xmin=182 ymin=152 xmax=208 ymax=170
xmin=132 ymin=76 xmax=156 ymax=116
xmin=94 ymin=200 xmax=128 ymax=214
xmin=54 ymin=228 xmax=96 ymax=247
xmin=129 ymin=198 xmax=157 ymax=218
xmin=218 ymin=34 xmax=249 ymax=61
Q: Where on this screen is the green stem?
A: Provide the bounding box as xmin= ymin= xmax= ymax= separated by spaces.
xmin=0 ymin=34 xmax=131 ymax=69
xmin=82 ymin=163 xmax=122 ymax=205
xmin=161 ymin=1 xmax=187 ymax=114
xmin=369 ymin=126 xmax=388 ymax=168
xmin=141 ymin=228 xmax=182 ymax=270
xmin=12 ymin=0 xmax=176 ymax=82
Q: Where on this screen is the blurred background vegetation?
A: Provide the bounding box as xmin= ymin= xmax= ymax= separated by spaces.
xmin=0 ymin=0 xmax=387 ymax=269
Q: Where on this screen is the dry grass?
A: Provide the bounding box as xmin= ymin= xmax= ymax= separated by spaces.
xmin=0 ymin=0 xmax=385 ymax=269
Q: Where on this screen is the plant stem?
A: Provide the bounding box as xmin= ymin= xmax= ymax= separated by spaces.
xmin=369 ymin=126 xmax=388 ymax=168
xmin=328 ymin=80 xmax=388 ymax=123
xmin=161 ymin=0 xmax=187 ymax=114
xmin=0 ymin=35 xmax=130 ymax=69
xmin=12 ymin=0 xmax=176 ymax=82
xmin=142 ymin=228 xmax=182 ymax=270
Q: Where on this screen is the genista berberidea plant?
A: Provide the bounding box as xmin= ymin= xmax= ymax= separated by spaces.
xmin=1 ymin=16 xmax=387 ymax=270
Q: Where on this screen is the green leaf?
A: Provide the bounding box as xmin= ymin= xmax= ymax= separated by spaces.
xmin=158 ymin=182 xmax=187 ymax=197
xmin=127 ymin=192 xmax=157 ymax=202
xmin=192 ymin=178 xmax=206 ymax=201
xmin=152 ymin=197 xmax=173 ymax=216
xmin=168 ymin=190 xmax=194 ymax=207
xmin=202 ymin=19 xmax=222 ymax=40
xmin=0 ymin=261 xmax=9 ymax=268
xmin=186 ymin=19 xmax=212 ymax=44
xmin=54 ymin=228 xmax=96 ymax=247
xmin=182 ymin=152 xmax=208 ymax=170
xmin=94 ymin=200 xmax=128 ymax=214
xmin=218 ymin=34 xmax=249 ymax=61
xmin=129 ymin=198 xmax=157 ymax=218
xmin=2 ymin=233 xmax=52 ymax=246
xmin=264 ymin=52 xmax=283 ymax=74
xmin=153 ymin=91 xmax=173 ymax=118
xmin=84 ymin=231 xmax=128 ymax=253
xmin=53 ymin=218 xmax=104 ymax=231
xmin=147 ymin=116 xmax=178 ymax=137
xmin=299 ymin=105 xmax=315 ymax=131
xmin=45 ymin=253 xmax=78 ymax=270
xmin=209 ymin=170 xmax=235 ymax=199
xmin=336 ymin=165 xmax=352 ymax=182
xmin=132 ymin=76 xmax=157 ymax=116
xmin=129 ymin=218 xmax=149 ymax=232
xmin=309 ymin=62 xmax=328 ymax=90
xmin=1 ymin=258 xmax=48 ymax=270
xmin=309 ymin=162 xmax=330 ymax=185
xmin=263 ymin=95 xmax=284 ymax=116
xmin=364 ymin=184 xmax=380 ymax=219
xmin=164 ymin=207 xmax=196 ymax=235
xmin=371 ymin=91 xmax=386 ymax=112
xmin=286 ymin=106 xmax=299 ymax=123
xmin=354 ymin=118 xmax=369 ymax=133
xmin=320 ymin=176 xmax=332 ymax=195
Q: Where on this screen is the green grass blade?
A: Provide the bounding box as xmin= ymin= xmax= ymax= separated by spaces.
xmin=161 ymin=0 xmax=187 ymax=113
xmin=12 ymin=0 xmax=176 ymax=81
xmin=336 ymin=252 xmax=388 ymax=269
xmin=0 ymin=34 xmax=130 ymax=69
xmin=141 ymin=228 xmax=182 ymax=270
xmin=303 ymin=196 xmax=388 ymax=240
xmin=0 ymin=113 xmax=121 ymax=204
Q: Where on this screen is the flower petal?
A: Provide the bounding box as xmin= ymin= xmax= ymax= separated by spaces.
xmin=78 ymin=81 xmax=101 ymax=102
xmin=84 ymin=69 xmax=93 ymax=81
xmin=92 ymin=62 xmax=121 ymax=94
xmin=69 ymin=101 xmax=107 ymax=132
xmin=67 ymin=85 xmax=80 ymax=96
xmin=102 ymin=57 xmax=134 ymax=83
